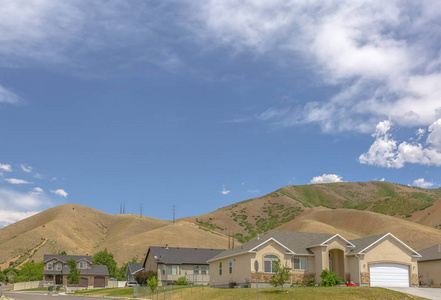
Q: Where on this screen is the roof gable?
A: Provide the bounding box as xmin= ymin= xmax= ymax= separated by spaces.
xmin=349 ymin=233 xmax=421 ymax=257
xmin=416 ymin=243 xmax=441 ymax=262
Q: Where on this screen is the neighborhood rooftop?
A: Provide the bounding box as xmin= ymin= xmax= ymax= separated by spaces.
xmin=146 ymin=246 xmax=225 ymax=265
xmin=43 ymin=254 xmax=92 ymax=263
xmin=418 ymin=244 xmax=441 ymax=262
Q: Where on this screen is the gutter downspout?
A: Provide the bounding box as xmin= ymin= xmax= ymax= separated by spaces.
xmin=355 ymin=254 xmax=361 ymax=286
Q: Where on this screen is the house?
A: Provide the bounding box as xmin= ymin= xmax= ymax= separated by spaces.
xmin=125 ymin=263 xmax=143 ymax=281
xmin=43 ymin=254 xmax=109 ymax=288
xmin=208 ymin=231 xmax=420 ymax=288
xmin=143 ymin=245 xmax=224 ymax=286
xmin=417 ymin=243 xmax=441 ymax=287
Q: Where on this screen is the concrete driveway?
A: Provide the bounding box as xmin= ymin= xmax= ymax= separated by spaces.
xmin=388 ymin=287 xmax=441 ymax=300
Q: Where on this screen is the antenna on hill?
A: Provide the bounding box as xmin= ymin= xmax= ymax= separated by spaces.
xmin=123 ymin=203 xmax=125 ymax=214
xmin=173 ymin=205 xmax=175 ymax=223
xmin=140 ymin=203 xmax=142 ymax=218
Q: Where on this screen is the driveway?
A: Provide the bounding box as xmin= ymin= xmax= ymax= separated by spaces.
xmin=1 ymin=290 xmax=128 ymax=300
xmin=388 ymin=287 xmax=441 ymax=300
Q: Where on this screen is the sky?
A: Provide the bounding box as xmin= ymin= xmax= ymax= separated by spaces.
xmin=1 ymin=0 xmax=441 ymax=227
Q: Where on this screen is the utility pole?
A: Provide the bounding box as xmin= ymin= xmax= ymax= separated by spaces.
xmin=123 ymin=203 xmax=125 ymax=214
xmin=140 ymin=203 xmax=143 ymax=218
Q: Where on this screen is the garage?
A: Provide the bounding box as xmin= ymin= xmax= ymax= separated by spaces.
xmin=94 ymin=276 xmax=105 ymax=287
xmin=79 ymin=277 xmax=89 ymax=287
xmin=370 ymin=263 xmax=409 ymax=287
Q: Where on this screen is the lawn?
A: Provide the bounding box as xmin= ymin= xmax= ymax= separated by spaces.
xmin=75 ymin=286 xmax=426 ymax=300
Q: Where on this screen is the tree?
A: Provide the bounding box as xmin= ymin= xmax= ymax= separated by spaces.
xmin=16 ymin=261 xmax=44 ymax=282
xmin=269 ymin=259 xmax=291 ymax=291
xmin=176 ymin=276 xmax=188 ymax=285
xmin=93 ymin=249 xmax=117 ymax=278
xmin=115 ymin=262 xmax=128 ymax=281
xmin=58 ymin=250 xmax=67 ymax=255
xmin=147 ymin=276 xmax=158 ymax=297
xmin=6 ymin=270 xmax=17 ymax=283
xmin=66 ymin=259 xmax=80 ymax=287
xmin=0 ymin=272 xmax=6 ymax=283
xmin=135 ymin=270 xmax=157 ymax=285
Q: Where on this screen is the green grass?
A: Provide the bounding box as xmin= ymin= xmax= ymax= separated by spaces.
xmin=74 ymin=286 xmax=425 ymax=300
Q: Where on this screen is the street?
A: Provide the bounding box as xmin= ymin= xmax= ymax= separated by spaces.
xmin=1 ymin=290 xmax=127 ymax=300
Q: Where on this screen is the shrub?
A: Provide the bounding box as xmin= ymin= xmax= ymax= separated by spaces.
xmin=135 ymin=270 xmax=157 ymax=285
xmin=307 ymin=277 xmax=315 ymax=287
xmin=176 ymin=276 xmax=188 ymax=285
xmin=320 ymin=269 xmax=343 ymax=287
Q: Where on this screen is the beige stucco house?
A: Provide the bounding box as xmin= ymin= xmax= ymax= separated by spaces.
xmin=208 ymin=231 xmax=420 ymax=288
xmin=43 ymin=254 xmax=109 ymax=288
xmin=418 ymin=243 xmax=441 ymax=287
xmin=143 ymin=245 xmax=224 ymax=286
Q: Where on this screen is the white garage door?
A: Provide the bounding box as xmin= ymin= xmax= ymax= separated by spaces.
xmin=370 ymin=263 xmax=409 ymax=287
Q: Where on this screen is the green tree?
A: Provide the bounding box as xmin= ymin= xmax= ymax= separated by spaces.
xmin=115 ymin=262 xmax=128 ymax=281
xmin=0 ymin=271 xmax=6 ymax=283
xmin=269 ymin=259 xmax=291 ymax=291
xmin=66 ymin=259 xmax=80 ymax=287
xmin=135 ymin=270 xmax=157 ymax=285
xmin=176 ymin=276 xmax=188 ymax=285
xmin=58 ymin=250 xmax=67 ymax=255
xmin=16 ymin=261 xmax=44 ymax=282
xmin=93 ymin=249 xmax=117 ymax=278
xmin=6 ymin=270 xmax=17 ymax=283
xmin=147 ymin=276 xmax=158 ymax=297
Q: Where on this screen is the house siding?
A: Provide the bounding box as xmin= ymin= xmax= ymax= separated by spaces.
xmin=417 ymin=260 xmax=441 ymax=287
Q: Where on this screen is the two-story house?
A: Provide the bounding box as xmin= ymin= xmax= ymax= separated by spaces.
xmin=143 ymin=245 xmax=224 ymax=286
xmin=43 ymin=254 xmax=109 ymax=288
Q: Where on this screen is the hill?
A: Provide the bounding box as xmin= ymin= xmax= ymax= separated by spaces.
xmin=0 ymin=204 xmax=228 ymax=269
xmin=180 ymin=181 xmax=441 ymax=244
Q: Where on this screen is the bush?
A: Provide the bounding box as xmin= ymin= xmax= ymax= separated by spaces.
xmin=307 ymin=277 xmax=315 ymax=287
xmin=134 ymin=270 xmax=157 ymax=285
xmin=320 ymin=269 xmax=343 ymax=287
xmin=176 ymin=277 xmax=188 ymax=285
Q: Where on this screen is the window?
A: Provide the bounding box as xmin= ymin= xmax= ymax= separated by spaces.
xmin=229 ymin=259 xmax=233 ymax=274
xmin=219 ymin=262 xmax=222 ymax=275
xmin=263 ymin=254 xmax=278 ymax=273
xmin=78 ymin=261 xmax=87 ymax=269
xmin=167 ymin=265 xmax=177 ymax=275
xmin=194 ymin=265 xmax=199 ymax=275
xmin=293 ymin=257 xmax=307 ymax=270
xmin=47 ymin=263 xmax=53 ymax=270
xmin=56 ymin=262 xmax=63 ymax=271
xmin=201 ymin=266 xmax=207 ymax=275
xmin=162 ymin=265 xmax=166 ymax=275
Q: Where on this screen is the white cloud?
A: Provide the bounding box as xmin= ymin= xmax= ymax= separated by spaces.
xmin=0 ymin=164 xmax=12 ymax=172
xmin=0 ymin=210 xmax=40 ymax=227
xmin=220 ymin=186 xmax=230 ymax=195
xmin=247 ymin=189 xmax=260 ymax=193
xmin=33 ymin=187 xmax=44 ymax=193
xmin=188 ymin=0 xmax=441 ymax=132
xmin=34 ymin=173 xmax=43 ymax=179
xmin=310 ymin=174 xmax=344 ymax=184
xmin=5 ymin=178 xmax=33 ymax=184
xmin=359 ymin=119 xmax=441 ymax=168
xmin=413 ymin=178 xmax=434 ymax=188
xmin=0 ymin=85 xmax=20 ymax=104
xmin=50 ymin=189 xmax=68 ymax=197
xmin=380 ymin=178 xmax=385 ymax=182
xmin=20 ymin=164 xmax=32 ymax=173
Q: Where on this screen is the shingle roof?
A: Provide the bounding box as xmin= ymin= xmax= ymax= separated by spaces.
xmin=347 ymin=234 xmax=387 ymax=255
xmin=43 ymin=265 xmax=109 ymax=276
xmin=147 ymin=247 xmax=225 ymax=265
xmin=209 ymin=231 xmax=343 ymax=261
xmin=418 ymin=244 xmax=441 ymax=262
xmin=127 ymin=263 xmax=143 ymax=274
xmin=43 ymin=254 xmax=93 ymax=263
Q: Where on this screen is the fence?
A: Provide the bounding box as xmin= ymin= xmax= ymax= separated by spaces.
xmin=13 ymin=281 xmax=43 ymax=290
xmin=107 ymin=281 xmax=127 ymax=288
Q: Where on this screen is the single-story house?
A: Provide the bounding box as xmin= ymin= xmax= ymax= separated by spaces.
xmin=143 ymin=245 xmax=224 ymax=286
xmin=417 ymin=243 xmax=441 ymax=287
xmin=208 ymin=231 xmax=420 ymax=288
xmin=43 ymin=254 xmax=109 ymax=288
xmin=125 ymin=263 xmax=143 ymax=281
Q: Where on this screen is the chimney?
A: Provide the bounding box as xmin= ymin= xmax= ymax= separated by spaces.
xmin=166 ymin=244 xmax=169 ymax=249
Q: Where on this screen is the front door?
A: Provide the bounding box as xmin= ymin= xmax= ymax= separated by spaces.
xmin=55 ymin=275 xmax=63 ymax=285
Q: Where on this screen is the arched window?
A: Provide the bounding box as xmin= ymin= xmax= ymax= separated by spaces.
xmin=263 ymin=254 xmax=278 ymax=273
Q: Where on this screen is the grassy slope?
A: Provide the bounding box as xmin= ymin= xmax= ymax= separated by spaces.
xmin=0 ymin=204 xmax=228 ymax=268
xmin=76 ymin=286 xmax=425 ymax=300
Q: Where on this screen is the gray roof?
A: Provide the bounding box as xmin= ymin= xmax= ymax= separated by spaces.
xmin=418 ymin=244 xmax=441 ymax=262
xmin=348 ymin=234 xmax=387 ymax=255
xmin=44 ymin=254 xmax=92 ymax=263
xmin=43 ymin=265 xmax=109 ymax=276
xmin=209 ymin=231 xmax=344 ymax=261
xmin=127 ymin=263 xmax=143 ymax=274
xmin=146 ymin=247 xmax=225 ymax=265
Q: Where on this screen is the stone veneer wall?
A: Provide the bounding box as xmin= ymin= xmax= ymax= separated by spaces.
xmin=361 ymin=272 xmax=370 ymax=285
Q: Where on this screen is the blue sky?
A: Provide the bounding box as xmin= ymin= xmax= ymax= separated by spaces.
xmin=1 ymin=0 xmax=441 ymax=227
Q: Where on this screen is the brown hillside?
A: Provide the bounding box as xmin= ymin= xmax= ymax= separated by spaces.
xmin=0 ymin=204 xmax=228 ymax=268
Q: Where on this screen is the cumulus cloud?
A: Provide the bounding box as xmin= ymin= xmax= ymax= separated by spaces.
xmin=33 ymin=187 xmax=44 ymax=193
xmin=50 ymin=189 xmax=68 ymax=197
xmin=220 ymin=186 xmax=231 ymax=195
xmin=310 ymin=174 xmax=344 ymax=184
xmin=0 ymin=164 xmax=12 ymax=172
xmin=0 ymin=85 xmax=20 ymax=104
xmin=187 ymin=0 xmax=441 ymax=132
xmin=413 ymin=178 xmax=434 ymax=188
xmin=20 ymin=164 xmax=32 ymax=173
xmin=359 ymin=119 xmax=441 ymax=168
xmin=5 ymin=178 xmax=33 ymax=184
xmin=0 ymin=187 xmax=51 ymax=227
